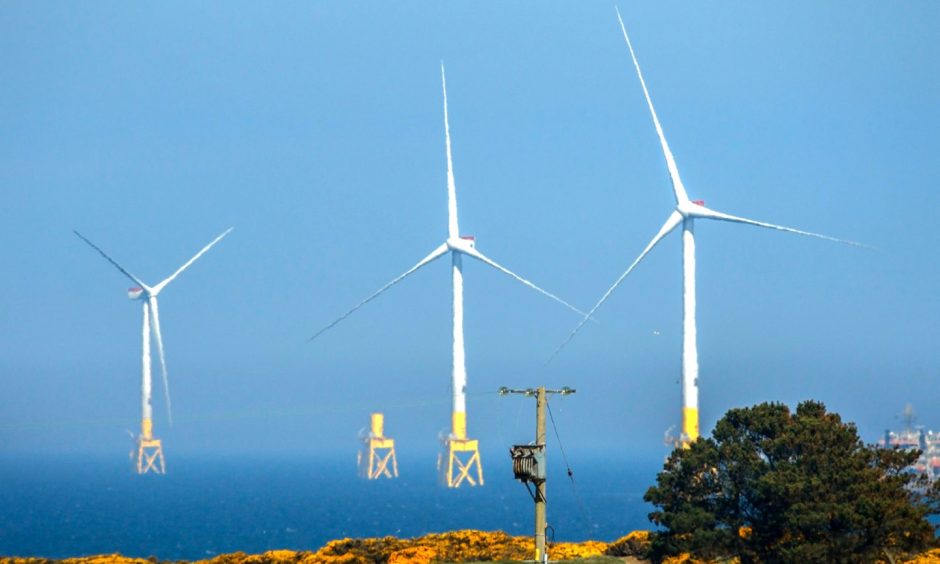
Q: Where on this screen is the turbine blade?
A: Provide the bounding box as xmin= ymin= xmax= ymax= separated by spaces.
xmin=692 ymin=205 xmax=870 ymax=247
xmin=152 ymin=227 xmax=233 ymax=294
xmin=73 ymin=230 xmax=150 ymax=290
xmin=549 ymin=210 xmax=683 ymax=362
xmin=442 ymin=62 xmax=460 ymax=240
xmin=460 ymin=246 xmax=590 ymax=319
xmin=307 ymin=243 xmax=450 ymax=342
xmin=148 ymin=297 xmax=172 ymax=426
xmin=615 ymin=7 xmax=689 ymax=205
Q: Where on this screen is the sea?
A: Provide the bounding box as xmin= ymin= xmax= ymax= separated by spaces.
xmin=0 ymin=450 xmax=663 ymax=560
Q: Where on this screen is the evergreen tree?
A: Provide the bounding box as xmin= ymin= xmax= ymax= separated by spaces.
xmin=644 ymin=401 xmax=938 ymax=563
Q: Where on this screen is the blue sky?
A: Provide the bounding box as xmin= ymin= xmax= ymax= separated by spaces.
xmin=1 ymin=2 xmax=938 ymax=458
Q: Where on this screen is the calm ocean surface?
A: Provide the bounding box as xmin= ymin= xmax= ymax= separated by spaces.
xmin=0 ymin=451 xmax=662 ymax=560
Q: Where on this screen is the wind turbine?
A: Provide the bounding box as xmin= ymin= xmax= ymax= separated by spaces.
xmin=75 ymin=227 xmax=232 ymax=473
xmin=554 ymin=9 xmax=864 ymax=446
xmin=309 ymin=65 xmax=586 ymax=487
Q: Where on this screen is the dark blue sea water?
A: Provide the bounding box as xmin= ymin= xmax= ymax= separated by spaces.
xmin=0 ymin=451 xmax=662 ymax=560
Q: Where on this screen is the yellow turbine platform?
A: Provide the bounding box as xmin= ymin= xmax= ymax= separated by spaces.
xmin=439 ymin=411 xmax=483 ymax=488
xmin=682 ymin=406 xmax=699 ymax=446
xmin=136 ymin=418 xmax=165 ymax=475
xmin=359 ymin=413 xmax=398 ymax=479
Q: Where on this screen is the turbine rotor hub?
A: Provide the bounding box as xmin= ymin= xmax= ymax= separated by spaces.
xmin=677 ymin=199 xmax=705 ymax=217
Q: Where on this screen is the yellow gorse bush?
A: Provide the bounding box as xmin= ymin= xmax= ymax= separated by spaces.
xmin=5 ymin=530 xmax=938 ymax=564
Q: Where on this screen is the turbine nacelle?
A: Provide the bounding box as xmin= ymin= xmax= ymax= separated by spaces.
xmin=447 ymin=235 xmax=476 ymax=253
xmin=128 ymin=287 xmax=145 ymax=300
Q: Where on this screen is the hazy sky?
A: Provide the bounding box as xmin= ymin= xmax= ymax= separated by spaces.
xmin=1 ymin=2 xmax=938 ymax=459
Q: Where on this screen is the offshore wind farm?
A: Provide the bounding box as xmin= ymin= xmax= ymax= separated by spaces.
xmin=1 ymin=2 xmax=939 ymax=560
xmin=1 ymin=1 xmax=935 ymax=469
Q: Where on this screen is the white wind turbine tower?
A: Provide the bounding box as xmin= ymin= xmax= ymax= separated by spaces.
xmin=75 ymin=227 xmax=232 ymax=474
xmin=309 ymin=65 xmax=586 ymax=488
xmin=555 ymin=9 xmax=864 ymax=446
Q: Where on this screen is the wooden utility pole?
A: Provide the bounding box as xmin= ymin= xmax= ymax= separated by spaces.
xmin=534 ymin=386 xmax=547 ymax=559
xmin=501 ymin=385 xmax=575 ymax=563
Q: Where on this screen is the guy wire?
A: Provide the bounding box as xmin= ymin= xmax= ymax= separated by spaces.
xmin=547 ymin=397 xmax=593 ymax=535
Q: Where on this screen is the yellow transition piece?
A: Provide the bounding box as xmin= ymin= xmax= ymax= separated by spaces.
xmin=440 ymin=411 xmax=483 ymax=488
xmin=682 ymin=406 xmax=699 ymax=446
xmin=136 ymin=417 xmax=165 ymax=475
xmin=359 ymin=412 xmax=398 ymax=479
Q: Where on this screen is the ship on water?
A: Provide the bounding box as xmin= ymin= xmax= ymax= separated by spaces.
xmin=878 ymin=404 xmax=940 ymax=480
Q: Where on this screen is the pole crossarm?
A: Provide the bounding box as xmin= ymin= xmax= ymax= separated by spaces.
xmin=498 ymin=386 xmax=576 ymax=397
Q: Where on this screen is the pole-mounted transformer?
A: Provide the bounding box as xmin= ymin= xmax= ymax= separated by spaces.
xmin=510 ymin=443 xmax=546 ymax=482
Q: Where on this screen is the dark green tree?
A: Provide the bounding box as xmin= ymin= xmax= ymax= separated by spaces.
xmin=644 ymin=400 xmax=938 ymax=563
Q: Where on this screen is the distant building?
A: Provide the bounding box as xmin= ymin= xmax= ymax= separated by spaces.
xmin=878 ymin=404 xmax=940 ymax=481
